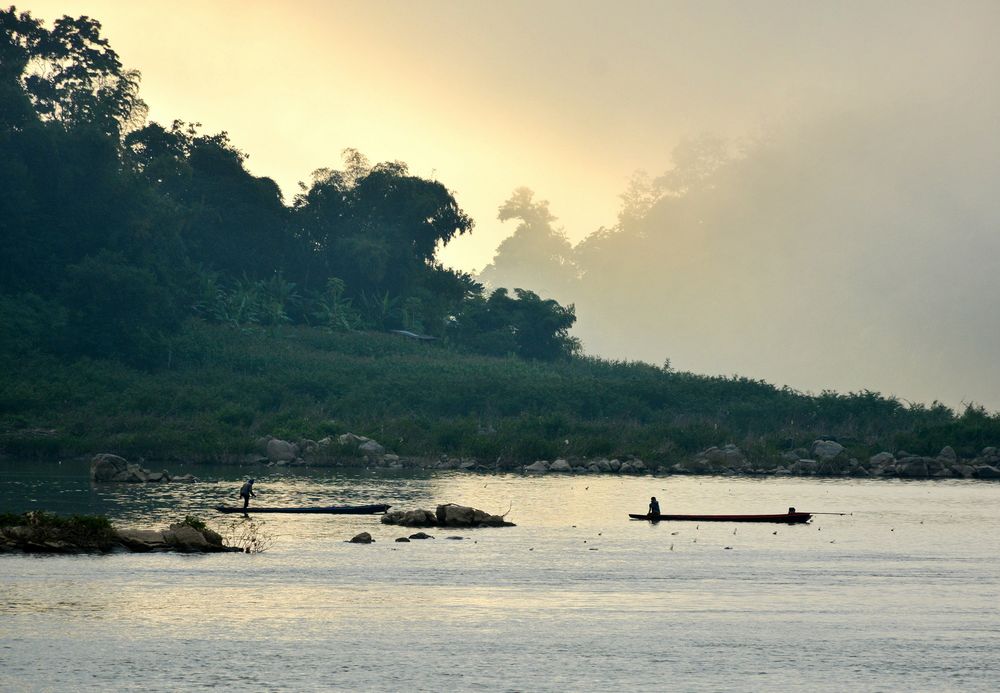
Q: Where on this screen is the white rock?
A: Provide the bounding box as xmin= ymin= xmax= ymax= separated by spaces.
xmin=549 ymin=459 xmax=572 ymax=472
xmin=812 ymin=440 xmax=845 ymax=461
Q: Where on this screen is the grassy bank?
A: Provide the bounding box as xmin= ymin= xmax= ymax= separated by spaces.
xmin=1 ymin=321 xmax=998 ymax=465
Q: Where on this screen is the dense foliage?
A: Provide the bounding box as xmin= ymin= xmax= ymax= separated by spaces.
xmin=0 ymin=8 xmax=578 ymax=366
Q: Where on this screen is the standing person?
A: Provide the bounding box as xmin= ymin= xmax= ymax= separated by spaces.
xmin=239 ymin=479 xmax=256 ymax=513
xmin=648 ymin=496 xmax=660 ymax=517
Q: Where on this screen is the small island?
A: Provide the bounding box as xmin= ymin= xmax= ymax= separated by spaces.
xmin=0 ymin=511 xmax=240 ymax=554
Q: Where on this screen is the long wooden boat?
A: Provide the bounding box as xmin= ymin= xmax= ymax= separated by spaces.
xmin=629 ymin=512 xmax=812 ymax=524
xmin=216 ymin=503 xmax=391 ymax=515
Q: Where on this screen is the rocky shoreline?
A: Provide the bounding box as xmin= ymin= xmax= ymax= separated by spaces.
xmin=79 ymin=434 xmax=1000 ymax=482
xmin=229 ymin=434 xmax=1000 ymax=480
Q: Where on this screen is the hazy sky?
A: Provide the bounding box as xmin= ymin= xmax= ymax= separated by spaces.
xmin=23 ymin=0 xmax=942 ymax=270
xmin=21 ymin=1 xmax=1000 ymax=408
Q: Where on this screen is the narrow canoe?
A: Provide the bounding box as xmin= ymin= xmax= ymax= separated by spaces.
xmin=629 ymin=512 xmax=812 ymax=524
xmin=216 ymin=503 xmax=391 ymax=515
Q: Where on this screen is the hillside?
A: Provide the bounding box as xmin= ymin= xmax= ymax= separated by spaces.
xmin=2 ymin=321 xmax=997 ymax=467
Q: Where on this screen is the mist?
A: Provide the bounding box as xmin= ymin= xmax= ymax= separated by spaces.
xmin=482 ymin=96 xmax=1000 ymax=409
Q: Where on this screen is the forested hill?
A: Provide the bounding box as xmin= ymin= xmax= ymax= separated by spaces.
xmin=1 ymin=9 xmax=998 ymax=464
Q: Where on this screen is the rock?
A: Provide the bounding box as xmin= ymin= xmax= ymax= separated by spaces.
xmin=437 ymin=504 xmax=513 ymax=527
xmin=90 ymin=454 xmax=178 ymax=483
xmin=812 ymin=440 xmax=845 ymax=461
xmin=348 ymin=532 xmax=374 ymax=543
xmin=115 ymin=529 xmax=168 ymax=551
xmin=790 ymin=459 xmax=818 ymax=475
xmin=951 ymin=463 xmax=976 ymax=479
xmin=395 ymin=537 xmax=410 ymax=542
xmin=924 ymin=457 xmax=947 ymax=475
xmin=704 ymin=447 xmax=727 ymax=465
xmin=164 ymin=524 xmax=212 ymax=551
xmin=408 ymin=532 xmax=434 ymax=540
xmin=631 ymin=459 xmax=647 ymax=471
xmin=383 ymin=505 xmax=514 ymax=528
xmin=172 ymin=474 xmax=198 ymax=482
xmin=359 ymin=440 xmax=385 ymax=456
xmin=266 ymin=438 xmax=297 ymax=462
xmin=869 ymin=452 xmax=895 ymax=466
xmin=671 ymin=458 xmax=708 ymax=474
xmin=338 ymin=433 xmax=370 ymax=447
xmin=549 ymin=459 xmax=572 ymax=472
xmin=587 ymin=464 xmax=601 ymax=473
xmin=938 ymin=446 xmax=957 ymax=463
xmin=608 ymin=459 xmax=622 ymax=472
xmin=446 ymin=536 xmax=464 ymax=540
xmin=90 ymin=454 xmax=131 ymax=481
xmin=817 ymin=457 xmax=851 ymax=475
xmin=202 ymin=527 xmax=224 ymax=546
xmin=974 ymin=465 xmax=1000 ymax=479
xmin=437 ymin=504 xmax=475 ymax=525
xmin=896 ymin=457 xmax=929 ymax=478
xmin=595 ymin=459 xmax=612 ymax=472
xmin=381 ymin=509 xmax=437 ymax=527
xmin=690 ymin=445 xmax=746 ymax=472
xmin=780 ymin=451 xmax=800 ymax=463
xmin=524 ymin=460 xmax=549 ymax=473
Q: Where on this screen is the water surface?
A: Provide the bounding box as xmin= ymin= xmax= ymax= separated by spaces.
xmin=2 ymin=461 xmax=998 ymax=691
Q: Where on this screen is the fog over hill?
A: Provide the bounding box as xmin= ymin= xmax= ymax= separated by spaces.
xmin=481 ymin=100 xmax=1000 ymax=409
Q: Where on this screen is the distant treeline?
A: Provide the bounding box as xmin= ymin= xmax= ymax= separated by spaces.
xmin=1 ymin=8 xmax=998 ymax=463
xmin=0 ymin=8 xmax=578 ymax=367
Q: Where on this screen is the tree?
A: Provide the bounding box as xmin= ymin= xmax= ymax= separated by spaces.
xmin=60 ymin=250 xmax=180 ymax=366
xmin=18 ymin=12 xmax=147 ymax=137
xmin=0 ymin=7 xmax=42 ymax=130
xmin=294 ymin=150 xmax=474 ymax=300
xmin=126 ymin=120 xmax=294 ymax=280
xmin=478 ymin=187 xmax=578 ymax=303
xmin=448 ymin=287 xmax=580 ymax=360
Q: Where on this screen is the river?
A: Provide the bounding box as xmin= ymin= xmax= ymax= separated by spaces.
xmin=2 ymin=460 xmax=999 ymax=691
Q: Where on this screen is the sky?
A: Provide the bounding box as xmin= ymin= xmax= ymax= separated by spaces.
xmin=23 ymin=0 xmax=876 ymax=270
xmin=21 ymin=0 xmax=1000 ymax=409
